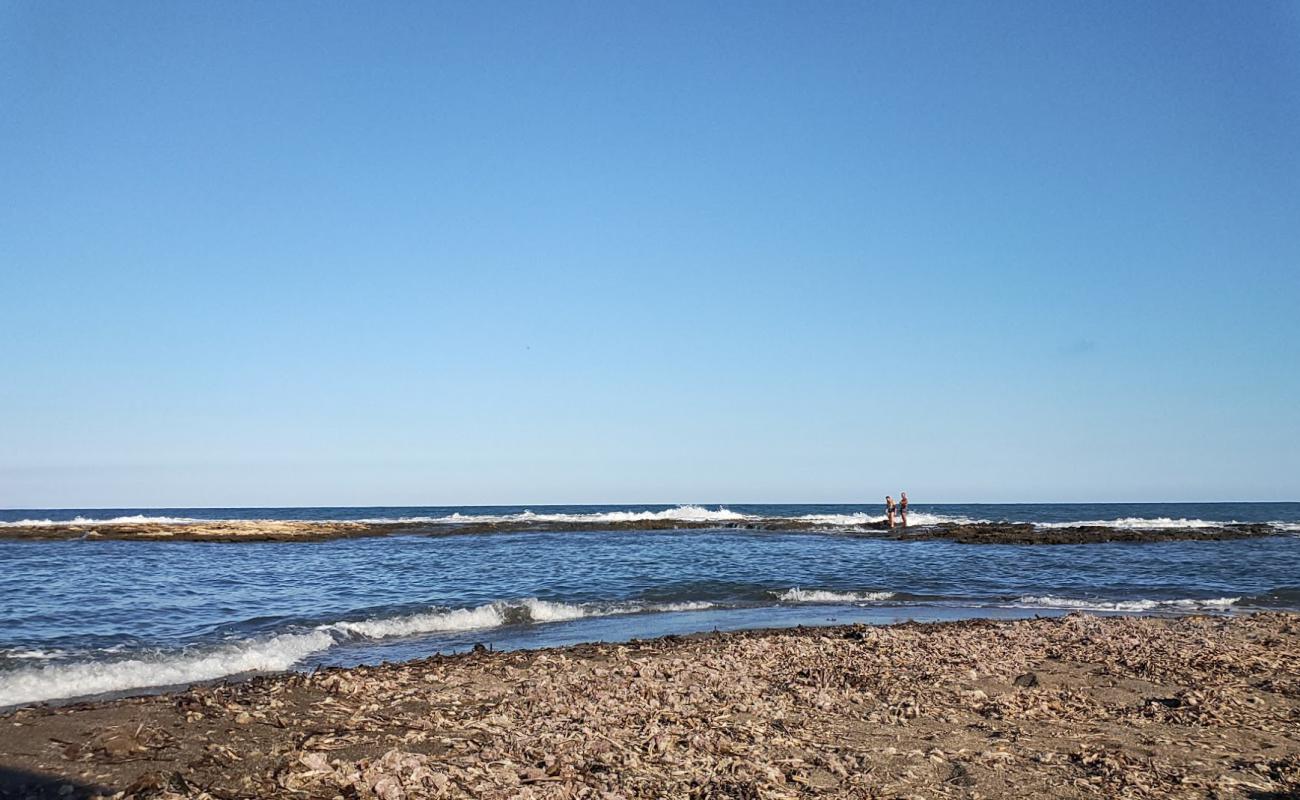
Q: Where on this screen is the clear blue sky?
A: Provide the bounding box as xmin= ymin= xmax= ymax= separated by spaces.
xmin=2 ymin=1 xmax=1297 ymax=507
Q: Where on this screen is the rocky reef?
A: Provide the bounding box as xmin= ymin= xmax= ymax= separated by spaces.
xmin=0 ymin=517 xmax=1280 ymax=544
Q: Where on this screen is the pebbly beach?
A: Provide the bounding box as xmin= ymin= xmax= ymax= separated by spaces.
xmin=2 ymin=612 xmax=1298 ymax=799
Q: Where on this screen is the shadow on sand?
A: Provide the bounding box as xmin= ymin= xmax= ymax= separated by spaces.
xmin=0 ymin=766 xmax=108 ymax=799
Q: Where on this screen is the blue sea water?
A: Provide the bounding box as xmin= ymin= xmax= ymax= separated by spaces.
xmin=1 ymin=502 xmax=1297 ymax=708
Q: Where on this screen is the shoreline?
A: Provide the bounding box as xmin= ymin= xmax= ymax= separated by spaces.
xmin=0 ymin=518 xmax=1279 ymax=544
xmin=2 ymin=613 xmax=1297 ymax=799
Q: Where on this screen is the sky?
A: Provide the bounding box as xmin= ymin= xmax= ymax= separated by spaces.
xmin=1 ymin=1 xmax=1298 ymax=507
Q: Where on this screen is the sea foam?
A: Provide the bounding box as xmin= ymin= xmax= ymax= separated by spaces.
xmin=1033 ymin=517 xmax=1234 ymax=530
xmin=327 ymin=597 xmax=714 ymax=640
xmin=775 ymin=588 xmax=896 ymax=603
xmin=1011 ymin=595 xmax=1239 ymax=612
xmin=0 ymin=514 xmax=205 ymax=527
xmin=0 ymin=630 xmax=335 ymax=708
xmin=0 ymin=597 xmax=725 ymax=708
xmin=358 ymin=505 xmax=751 ymax=525
xmin=794 ymin=512 xmax=985 ymax=526
xmin=330 ymin=604 xmax=509 ymax=638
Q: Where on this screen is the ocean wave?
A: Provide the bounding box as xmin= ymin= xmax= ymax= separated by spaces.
xmin=775 ymin=588 xmax=897 ymax=603
xmin=793 ymin=512 xmax=985 ymax=526
xmin=0 ymin=630 xmax=335 ymax=708
xmin=329 ymin=597 xmax=716 ymax=639
xmin=357 ymin=505 xmax=752 ymax=525
xmin=0 ymin=648 xmax=66 ymax=661
xmin=656 ymin=601 xmax=716 ymax=612
xmin=793 ymin=513 xmax=885 ymax=525
xmin=1033 ymin=517 xmax=1234 ymax=530
xmin=330 ymin=604 xmax=508 ymax=638
xmin=0 ymin=514 xmax=205 ymax=527
xmin=0 ymin=598 xmax=726 ymax=707
xmin=1011 ymin=595 xmax=1239 ymax=612
xmin=0 ymin=506 xmax=750 ymax=528
xmin=7 ymin=509 xmax=1291 ymax=534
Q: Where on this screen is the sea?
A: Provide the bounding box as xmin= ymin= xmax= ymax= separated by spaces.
xmin=2 ymin=502 xmax=1298 ymax=709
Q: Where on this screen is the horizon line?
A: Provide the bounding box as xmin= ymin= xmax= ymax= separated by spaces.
xmin=3 ymin=499 xmax=1299 ymax=512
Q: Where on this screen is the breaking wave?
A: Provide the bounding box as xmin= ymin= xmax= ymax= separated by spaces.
xmin=7 ymin=509 xmax=1294 ymax=536
xmin=793 ymin=512 xmax=984 ymax=527
xmin=1011 ymin=595 xmax=1240 ymax=612
xmin=0 ymin=630 xmax=335 ymax=708
xmin=358 ymin=505 xmax=751 ymax=525
xmin=0 ymin=599 xmax=719 ymax=707
xmin=0 ymin=648 xmax=66 ymax=662
xmin=330 ymin=604 xmax=509 ymax=638
xmin=1034 ymin=517 xmax=1233 ymax=530
xmin=649 ymin=601 xmax=716 ymax=612
xmin=329 ymin=598 xmax=714 ymax=639
xmin=775 ymin=588 xmax=897 ymax=603
xmin=0 ymin=506 xmax=750 ymax=528
xmin=0 ymin=514 xmax=204 ymax=527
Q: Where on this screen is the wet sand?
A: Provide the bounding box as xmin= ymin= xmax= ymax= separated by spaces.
xmin=2 ymin=613 xmax=1297 ymax=799
xmin=0 ymin=518 xmax=1276 ymax=544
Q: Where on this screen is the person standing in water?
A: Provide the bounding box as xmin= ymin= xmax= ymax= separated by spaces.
xmin=899 ymin=492 xmax=909 ymax=527
xmin=885 ymin=495 xmax=896 ymax=528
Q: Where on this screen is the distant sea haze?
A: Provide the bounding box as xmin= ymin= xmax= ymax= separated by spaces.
xmin=1 ymin=502 xmax=1297 ymax=709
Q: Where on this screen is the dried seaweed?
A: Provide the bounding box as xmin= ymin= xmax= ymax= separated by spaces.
xmin=3 ymin=614 xmax=1298 ymax=799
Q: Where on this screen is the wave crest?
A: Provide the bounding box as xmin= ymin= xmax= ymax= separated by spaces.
xmin=0 ymin=598 xmax=725 ymax=707
xmin=362 ymin=505 xmax=750 ymax=525
xmin=1011 ymin=595 xmax=1239 ymax=612
xmin=0 ymin=630 xmax=335 ymax=708
xmin=775 ymin=588 xmax=896 ymax=603
xmin=328 ymin=597 xmax=714 ymax=640
xmin=0 ymin=515 xmax=204 ymax=528
xmin=1034 ymin=517 xmax=1233 ymax=530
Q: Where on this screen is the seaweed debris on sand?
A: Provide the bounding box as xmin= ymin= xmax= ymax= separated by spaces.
xmin=2 ymin=613 xmax=1298 ymax=799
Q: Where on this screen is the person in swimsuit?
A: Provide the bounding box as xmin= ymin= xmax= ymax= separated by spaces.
xmin=885 ymin=495 xmax=896 ymax=528
xmin=899 ymin=492 xmax=909 ymax=527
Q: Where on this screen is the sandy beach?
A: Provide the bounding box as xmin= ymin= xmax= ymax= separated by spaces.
xmin=2 ymin=613 xmax=1297 ymax=799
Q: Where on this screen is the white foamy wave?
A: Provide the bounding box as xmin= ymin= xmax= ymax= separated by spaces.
xmin=904 ymin=512 xmax=985 ymax=526
xmin=357 ymin=505 xmax=752 ymax=525
xmin=520 ymin=598 xmax=590 ymax=622
xmin=328 ymin=596 xmax=717 ymax=641
xmin=1272 ymin=522 xmax=1300 ymax=533
xmin=0 ymin=648 xmax=65 ymax=661
xmin=330 ymin=604 xmax=507 ymax=638
xmin=0 ymin=599 xmax=725 ymax=706
xmin=795 ymin=513 xmax=886 ymax=525
xmin=655 ymin=601 xmax=716 ymax=612
xmin=794 ymin=512 xmax=985 ymax=526
xmin=1012 ymin=595 xmax=1239 ymax=612
xmin=1 ymin=505 xmax=750 ymax=529
xmin=775 ymin=588 xmax=896 ymax=603
xmin=0 ymin=631 xmax=335 ymax=708
xmin=0 ymin=514 xmax=205 ymax=528
xmin=1034 ymin=517 xmax=1232 ymax=530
